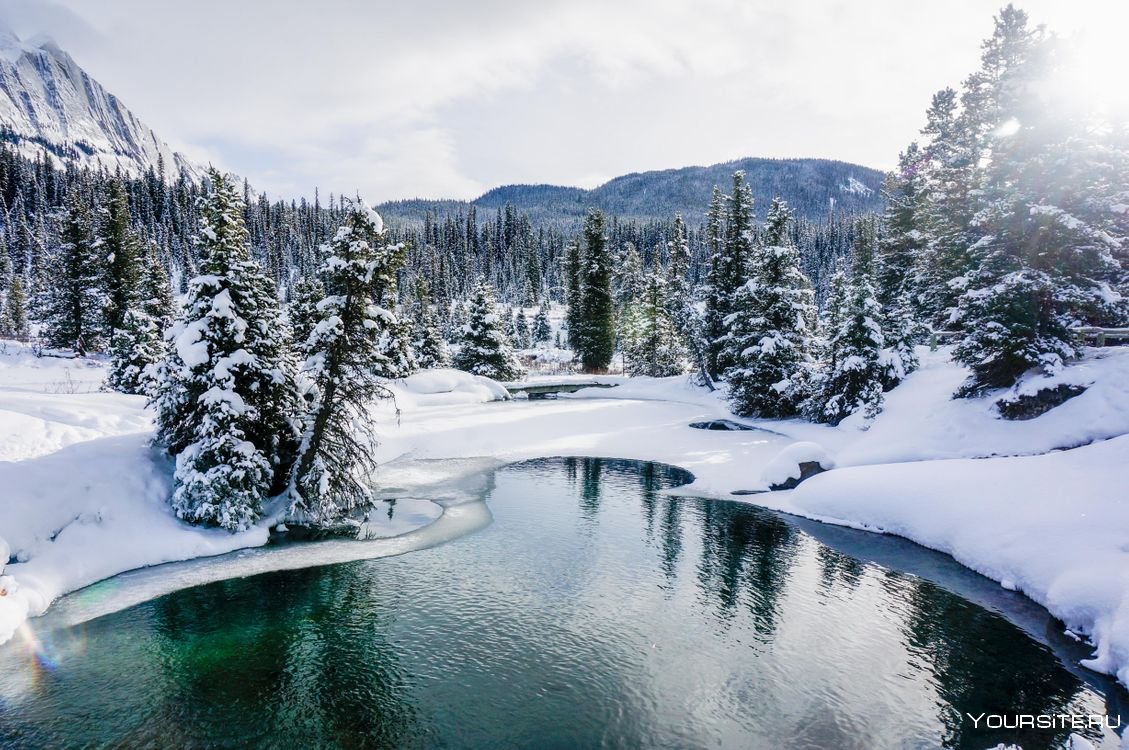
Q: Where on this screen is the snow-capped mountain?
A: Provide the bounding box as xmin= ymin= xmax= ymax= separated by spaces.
xmin=0 ymin=26 xmax=197 ymax=179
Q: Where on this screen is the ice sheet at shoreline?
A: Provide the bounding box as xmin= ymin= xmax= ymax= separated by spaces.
xmin=14 ymin=465 xmax=498 ymax=640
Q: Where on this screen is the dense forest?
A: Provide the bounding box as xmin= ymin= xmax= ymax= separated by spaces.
xmin=0 ymin=145 xmax=868 ymax=314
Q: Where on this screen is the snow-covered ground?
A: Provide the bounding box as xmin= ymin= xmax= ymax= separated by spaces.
xmin=3 ymin=339 xmax=1129 ymax=699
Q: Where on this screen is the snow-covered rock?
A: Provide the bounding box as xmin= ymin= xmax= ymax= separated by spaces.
xmin=761 ymin=441 xmax=835 ymax=489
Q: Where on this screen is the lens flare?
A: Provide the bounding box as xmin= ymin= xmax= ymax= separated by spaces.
xmin=17 ymin=620 xmax=78 ymax=672
xmin=1046 ymin=20 xmax=1129 ymax=122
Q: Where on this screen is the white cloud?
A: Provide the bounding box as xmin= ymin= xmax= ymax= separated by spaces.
xmin=2 ymin=0 xmax=1125 ymax=201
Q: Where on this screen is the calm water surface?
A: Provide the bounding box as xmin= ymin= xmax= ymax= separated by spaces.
xmin=0 ymin=458 xmax=1123 ymax=749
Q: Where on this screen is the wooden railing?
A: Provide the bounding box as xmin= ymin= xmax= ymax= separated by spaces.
xmin=1072 ymin=327 xmax=1129 ymax=346
xmin=929 ymin=326 xmax=1129 ymax=350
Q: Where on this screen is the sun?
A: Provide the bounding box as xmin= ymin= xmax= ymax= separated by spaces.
xmin=1045 ymin=14 xmax=1129 ymax=121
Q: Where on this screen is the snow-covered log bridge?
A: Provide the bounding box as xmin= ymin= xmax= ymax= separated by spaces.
xmin=501 ymin=380 xmax=620 ymax=399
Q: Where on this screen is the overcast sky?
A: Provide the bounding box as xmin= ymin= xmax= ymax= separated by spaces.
xmin=1 ymin=0 xmax=1124 ymax=202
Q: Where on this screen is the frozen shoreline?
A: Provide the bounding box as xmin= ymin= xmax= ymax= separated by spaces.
xmin=3 ymin=343 xmax=1129 ymax=694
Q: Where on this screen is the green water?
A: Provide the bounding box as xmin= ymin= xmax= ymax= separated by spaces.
xmin=0 ymin=458 xmax=1122 ymax=749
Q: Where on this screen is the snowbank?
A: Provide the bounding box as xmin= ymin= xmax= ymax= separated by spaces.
xmin=394 ymin=368 xmax=510 ymax=406
xmin=827 ymin=347 xmax=1129 ymax=466
xmin=0 ymin=434 xmax=269 ymax=645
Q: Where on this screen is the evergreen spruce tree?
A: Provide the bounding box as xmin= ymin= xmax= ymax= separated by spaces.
xmin=879 ymin=144 xmax=927 ymax=311
xmin=520 ymin=278 xmax=537 ymax=307
xmin=576 ymin=209 xmax=615 ymax=372
xmin=703 ymin=173 xmax=754 ymax=378
xmin=448 ymin=300 xmax=469 ymax=342
xmin=701 ymin=187 xmax=728 ymax=377
xmin=289 ymin=201 xmax=401 ymax=525
xmin=45 ymin=190 xmax=102 ymax=355
xmin=106 ymin=243 xmax=176 ymax=395
xmin=411 ymin=278 xmax=450 ymax=369
xmin=0 ymin=238 xmax=10 ymax=331
xmin=951 ymin=12 xmax=1123 ymax=394
xmin=613 ymin=241 xmax=645 ymax=308
xmin=563 ymin=240 xmax=585 ymax=352
xmin=816 ymin=220 xmax=886 ymax=425
xmin=453 ymin=278 xmax=524 ymax=380
xmin=915 ymin=87 xmax=978 ymax=329
xmin=801 ymin=267 xmax=845 ymax=421
xmin=514 ymin=307 xmax=531 ymax=349
xmin=667 ymin=213 xmax=713 ymax=388
xmin=623 ymin=272 xmax=686 ymax=377
xmin=151 ymin=169 xmax=299 ymax=531
xmin=876 ymin=146 xmax=928 ymax=388
xmin=100 ymin=180 xmax=143 ymax=338
xmin=0 ymin=276 xmax=28 ymax=340
xmin=532 ymin=303 xmax=552 ymax=344
xmin=879 ymin=294 xmax=925 ymax=390
xmin=287 ymin=276 xmax=324 ymax=354
xmin=723 ymin=199 xmax=817 ymax=418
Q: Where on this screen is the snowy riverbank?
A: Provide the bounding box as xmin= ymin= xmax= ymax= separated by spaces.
xmin=2 ymin=340 xmax=1129 ymax=693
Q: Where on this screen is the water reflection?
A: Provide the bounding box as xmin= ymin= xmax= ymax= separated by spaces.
xmin=0 ymin=457 xmax=1122 ymax=749
xmin=900 ymin=577 xmax=1095 ymax=749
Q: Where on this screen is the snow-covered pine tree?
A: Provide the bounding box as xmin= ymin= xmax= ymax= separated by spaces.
xmin=878 ymin=293 xmax=925 ymax=390
xmin=876 ymin=146 xmax=928 ymax=389
xmin=152 ymin=169 xmax=299 ymax=531
xmin=723 ymin=199 xmax=817 ymax=418
xmin=289 ymin=200 xmax=402 ymax=526
xmin=520 ymin=277 xmax=537 ymax=308
xmin=879 ymin=144 xmax=927 ymax=312
xmin=0 ymin=238 xmax=10 ymax=332
xmin=613 ymin=241 xmax=645 ymax=361
xmin=106 ymin=243 xmax=176 ymax=395
xmin=452 ymin=278 xmax=524 ymax=381
xmin=623 ymin=272 xmax=686 ymax=377
xmin=577 ymin=209 xmax=615 ymax=372
xmin=701 ymin=186 xmax=727 ymax=377
xmin=563 ymin=239 xmax=584 ymax=351
xmin=816 ymin=219 xmax=886 ymax=425
xmin=0 ymin=276 xmax=29 ymax=340
xmin=703 ymin=172 xmax=754 ymax=378
xmin=800 ymin=267 xmax=845 ymax=421
xmin=411 ymin=278 xmax=450 ymax=369
xmin=100 ymin=180 xmax=143 ymax=340
xmin=447 ymin=299 xmax=469 ymax=342
xmin=370 ymin=252 xmax=417 ymax=381
xmin=514 ymin=307 xmax=531 ymax=349
xmin=666 ymin=213 xmax=712 ymax=388
xmin=952 ymin=15 xmax=1124 ymax=395
xmin=532 ymin=303 xmax=551 ymax=344
xmin=914 ymin=87 xmax=979 ymax=330
xmin=613 ymin=241 xmax=645 ymax=308
xmin=287 ymin=276 xmax=324 ymax=354
xmin=45 ymin=190 xmax=103 ymax=355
